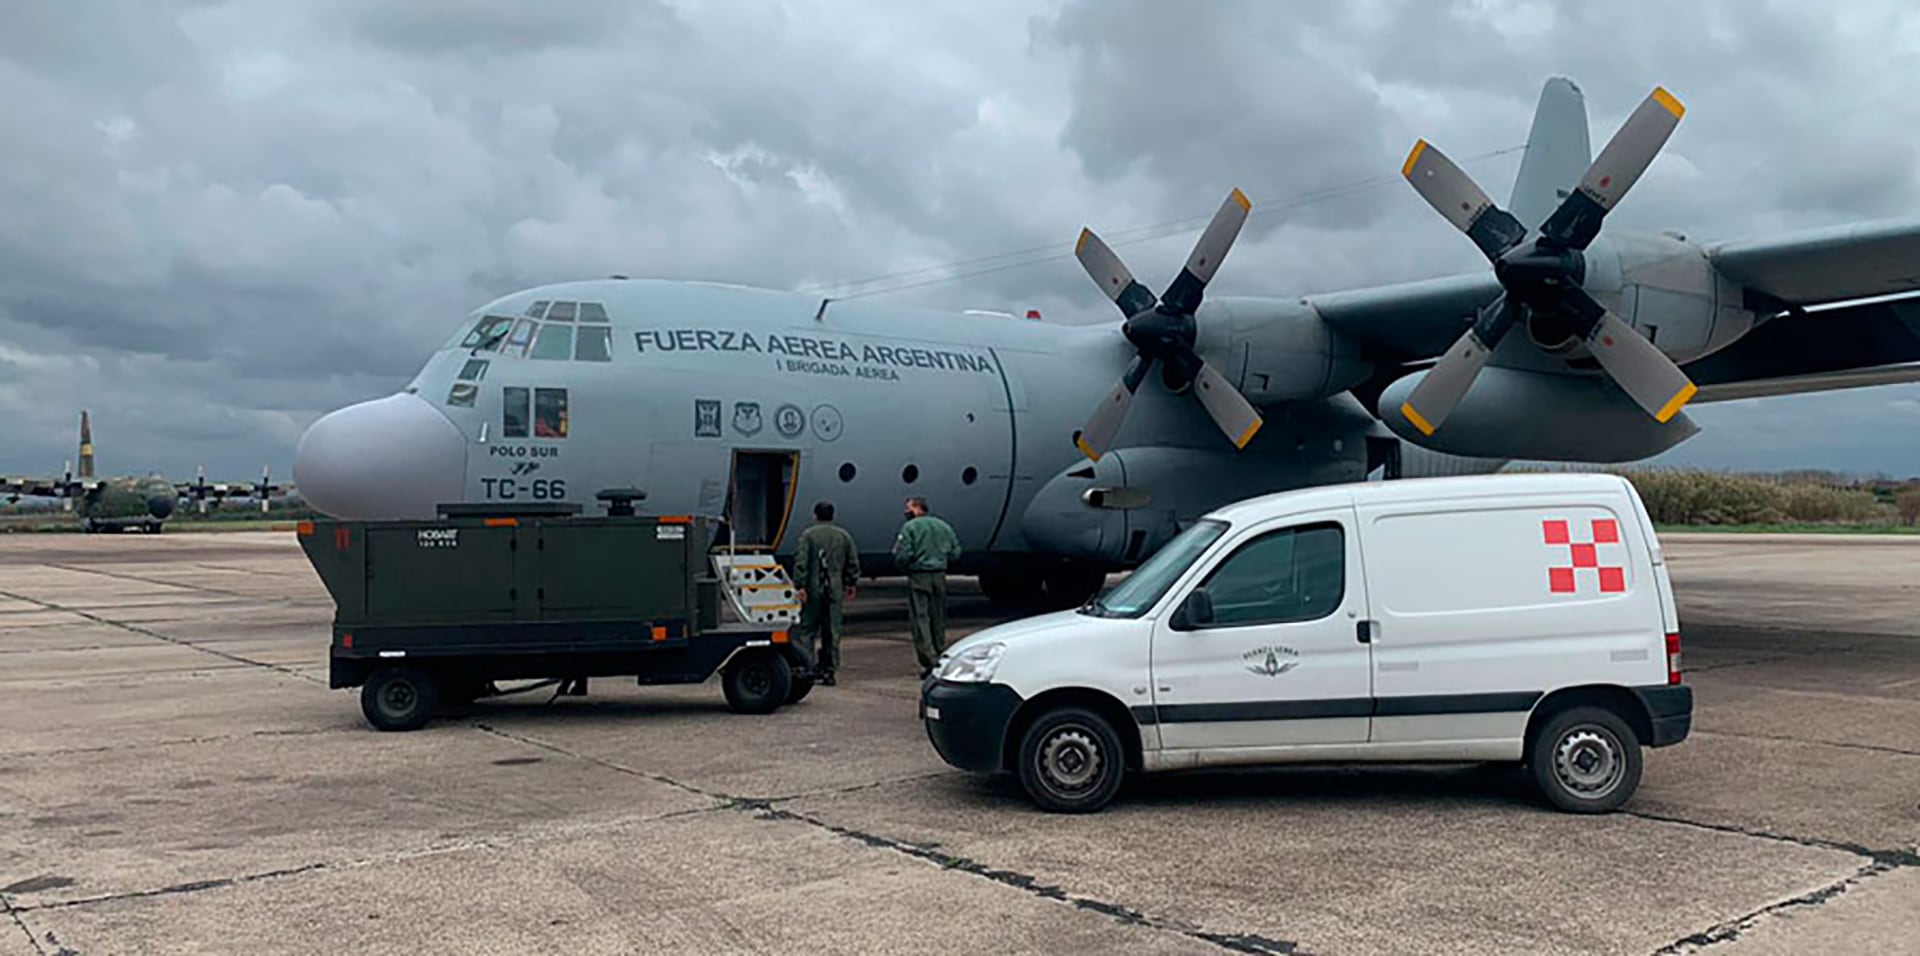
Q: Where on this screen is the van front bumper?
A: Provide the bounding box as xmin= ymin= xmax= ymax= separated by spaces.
xmin=921 ymin=680 xmax=1023 ymax=773
xmin=1634 ymin=684 xmax=1693 ymax=747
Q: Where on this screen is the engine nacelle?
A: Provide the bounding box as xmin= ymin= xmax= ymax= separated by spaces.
xmin=1199 ymin=298 xmax=1373 ymax=404
xmin=1381 ymin=366 xmax=1699 ymax=462
xmin=1022 ymin=443 xmax=1363 ymax=567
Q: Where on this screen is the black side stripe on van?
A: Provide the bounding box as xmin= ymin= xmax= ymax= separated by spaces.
xmin=1131 ymin=691 xmax=1543 ymax=726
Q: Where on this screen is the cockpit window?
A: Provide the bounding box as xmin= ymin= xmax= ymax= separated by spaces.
xmin=575 ymin=326 xmax=612 ymax=362
xmin=525 ymin=300 xmax=550 ymax=319
xmin=535 ymin=388 xmax=568 ymax=438
xmin=458 ymin=359 xmax=489 ymax=381
xmin=503 ymin=387 xmax=530 ymax=438
xmin=446 ymin=383 xmax=478 ymax=407
xmin=461 ymin=315 xmax=513 ymax=351
xmin=506 ymin=319 xmax=538 ymax=356
xmin=547 ymin=301 xmax=577 ymax=322
xmin=578 ymin=302 xmax=609 ymax=322
xmin=532 ymin=324 xmax=574 ymax=360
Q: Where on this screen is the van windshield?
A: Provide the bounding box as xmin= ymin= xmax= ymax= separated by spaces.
xmin=1082 ymin=519 xmax=1228 ymax=618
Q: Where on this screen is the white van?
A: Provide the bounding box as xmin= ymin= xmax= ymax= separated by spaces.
xmin=921 ymin=473 xmax=1691 ymax=814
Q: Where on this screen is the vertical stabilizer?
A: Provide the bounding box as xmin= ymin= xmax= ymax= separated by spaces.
xmin=77 ymin=411 xmax=95 ymax=479
xmin=1509 ymin=77 xmax=1592 ymax=229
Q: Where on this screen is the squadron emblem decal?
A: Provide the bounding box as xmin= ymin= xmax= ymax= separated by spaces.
xmin=1242 ymin=645 xmax=1300 ymax=678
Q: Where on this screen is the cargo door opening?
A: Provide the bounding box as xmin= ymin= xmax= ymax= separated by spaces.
xmin=725 ymin=450 xmax=800 ymax=551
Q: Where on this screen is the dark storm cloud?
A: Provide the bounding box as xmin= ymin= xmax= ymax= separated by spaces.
xmin=0 ymin=0 xmax=1917 ymax=480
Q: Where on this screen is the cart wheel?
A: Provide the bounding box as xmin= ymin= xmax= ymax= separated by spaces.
xmin=361 ymin=667 xmax=438 ymax=731
xmin=785 ymin=676 xmax=815 ymax=706
xmin=722 ymin=650 xmax=792 ymax=715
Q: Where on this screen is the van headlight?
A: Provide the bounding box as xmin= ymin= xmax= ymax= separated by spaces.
xmin=937 ymin=642 xmax=1006 ymax=683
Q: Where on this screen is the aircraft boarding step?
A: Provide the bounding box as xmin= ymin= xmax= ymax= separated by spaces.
xmin=709 ymin=551 xmax=799 ymax=626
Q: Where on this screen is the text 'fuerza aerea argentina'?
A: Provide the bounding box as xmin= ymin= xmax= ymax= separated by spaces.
xmin=632 ymin=329 xmax=996 ymax=379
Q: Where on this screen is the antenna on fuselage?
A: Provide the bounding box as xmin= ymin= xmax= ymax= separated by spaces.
xmin=813 ymin=297 xmax=833 ymax=323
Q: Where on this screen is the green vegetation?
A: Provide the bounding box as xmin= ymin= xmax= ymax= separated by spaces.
xmin=1614 ymin=468 xmax=1920 ymax=532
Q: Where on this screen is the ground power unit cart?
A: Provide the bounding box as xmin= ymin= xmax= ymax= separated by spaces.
xmin=298 ymin=503 xmax=811 ymax=731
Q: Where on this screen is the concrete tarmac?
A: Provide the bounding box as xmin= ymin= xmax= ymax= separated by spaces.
xmin=0 ymin=531 xmax=1914 ymax=954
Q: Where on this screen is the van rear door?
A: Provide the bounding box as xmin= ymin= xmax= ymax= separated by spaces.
xmin=1354 ymin=488 xmax=1665 ymax=748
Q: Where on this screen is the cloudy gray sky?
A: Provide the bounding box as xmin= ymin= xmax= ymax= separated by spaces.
xmin=3 ymin=0 xmax=1919 ymax=481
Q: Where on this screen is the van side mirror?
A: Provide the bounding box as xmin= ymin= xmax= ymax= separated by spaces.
xmin=1173 ymin=589 xmax=1214 ymax=630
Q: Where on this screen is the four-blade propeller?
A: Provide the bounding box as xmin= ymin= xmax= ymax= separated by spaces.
xmin=1072 ymin=189 xmax=1264 ymax=461
xmin=1398 ymin=86 xmax=1697 ymax=436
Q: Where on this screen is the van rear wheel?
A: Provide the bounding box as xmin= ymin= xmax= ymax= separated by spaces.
xmin=1017 ymin=707 xmax=1125 ymax=814
xmin=1529 ymin=706 xmax=1642 ymax=813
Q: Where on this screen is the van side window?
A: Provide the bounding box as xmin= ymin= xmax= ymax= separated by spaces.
xmin=1199 ymin=522 xmax=1344 ymax=626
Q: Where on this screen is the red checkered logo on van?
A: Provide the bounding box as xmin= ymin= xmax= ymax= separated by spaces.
xmin=1543 ymin=518 xmax=1625 ymax=594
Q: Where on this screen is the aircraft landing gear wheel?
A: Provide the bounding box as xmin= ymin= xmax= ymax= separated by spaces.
xmin=722 ymin=650 xmax=792 ymax=715
xmin=1529 ymin=705 xmax=1642 ymax=813
xmin=361 ymin=667 xmax=438 ymax=732
xmin=1017 ymin=707 xmax=1125 ymax=814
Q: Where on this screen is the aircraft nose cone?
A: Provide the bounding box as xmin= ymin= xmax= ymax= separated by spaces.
xmin=295 ymin=393 xmax=467 ymax=519
xmin=147 ymin=495 xmax=175 ymax=520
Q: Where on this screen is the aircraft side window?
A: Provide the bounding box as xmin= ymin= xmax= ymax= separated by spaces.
xmin=575 ymin=326 xmax=612 ymax=361
xmin=506 ymin=319 xmax=538 ymax=357
xmin=547 ymin=301 xmax=576 ymax=322
xmin=458 ymin=359 xmax=489 ymax=381
xmin=962 ymin=466 xmax=978 ymax=486
xmin=446 ymin=383 xmax=478 ymax=408
xmin=503 ymin=387 xmax=530 ymax=438
xmin=462 ymin=315 xmax=513 ymax=351
xmin=578 ymin=302 xmax=609 ymax=322
xmin=1196 ymin=522 xmax=1345 ymax=627
xmin=525 ymin=300 xmax=550 ymax=319
xmin=534 ymin=388 xmax=569 ymax=438
xmin=531 ymin=324 xmax=574 ymax=360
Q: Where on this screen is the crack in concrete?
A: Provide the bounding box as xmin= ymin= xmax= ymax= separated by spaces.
xmin=471 ymin=724 xmax=1306 ymax=953
xmin=1623 ymin=809 xmax=1920 ymax=870
xmin=0 ymin=588 xmax=320 ymax=686
xmin=470 ymin=725 xmax=1305 ymax=948
xmin=3 ymin=892 xmax=51 ymax=956
xmin=749 ymin=802 xmax=1305 ymax=955
xmin=1650 ymin=860 xmax=1895 ymax=954
xmin=44 ymin=563 xmax=256 ymax=600
xmin=1 ymin=727 xmax=336 ymax=761
xmin=1694 ymin=728 xmax=1920 ymax=759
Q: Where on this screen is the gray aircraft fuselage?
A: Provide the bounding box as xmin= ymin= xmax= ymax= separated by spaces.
xmin=294 ymin=279 xmax=1399 ymax=577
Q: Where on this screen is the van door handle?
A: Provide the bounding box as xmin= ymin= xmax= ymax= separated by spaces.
xmin=1356 ymin=620 xmax=1376 ymax=644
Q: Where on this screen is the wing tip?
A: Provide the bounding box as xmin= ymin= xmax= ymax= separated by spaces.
xmin=1400 ymin=401 xmax=1437 ymax=436
xmin=1401 ymin=140 xmax=1429 ymax=179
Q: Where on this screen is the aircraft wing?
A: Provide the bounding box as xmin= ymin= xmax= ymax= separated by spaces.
xmin=1309 ymin=272 xmax=1503 ymax=360
xmin=1686 ymin=293 xmax=1920 ymax=402
xmin=173 ymin=479 xmax=291 ymax=500
xmin=1709 ymin=218 xmax=1920 ymax=307
xmin=1 ymin=476 xmax=101 ymax=499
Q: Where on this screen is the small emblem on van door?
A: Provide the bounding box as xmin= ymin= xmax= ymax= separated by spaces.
xmin=1243 ymin=645 xmax=1300 ymax=678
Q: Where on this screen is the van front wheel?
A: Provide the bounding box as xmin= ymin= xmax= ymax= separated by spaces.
xmin=1017 ymin=707 xmax=1124 ymax=814
xmin=1530 ymin=706 xmax=1642 ymax=813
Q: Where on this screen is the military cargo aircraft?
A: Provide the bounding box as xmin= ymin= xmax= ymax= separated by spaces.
xmin=295 ymin=78 xmax=1920 ymax=606
xmin=1 ymin=411 xmax=287 ymax=532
